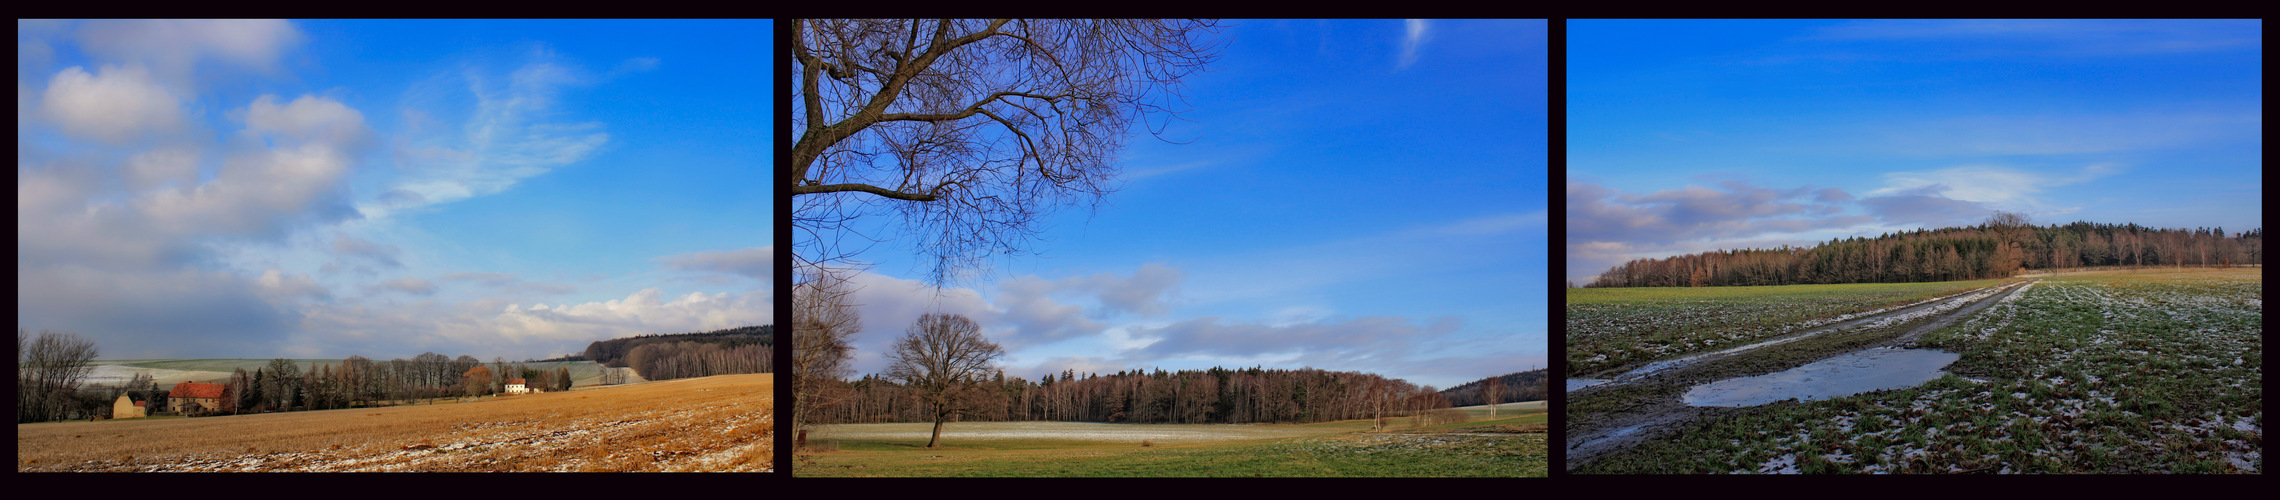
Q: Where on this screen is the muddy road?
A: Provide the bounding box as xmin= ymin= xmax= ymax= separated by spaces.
xmin=1565 ymin=279 xmax=2036 ymax=470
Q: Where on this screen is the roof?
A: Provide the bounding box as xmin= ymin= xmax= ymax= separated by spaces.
xmin=134 ymin=401 xmax=148 ymax=407
xmin=170 ymin=382 xmax=226 ymax=399
xmin=507 ymin=379 xmax=527 ymax=385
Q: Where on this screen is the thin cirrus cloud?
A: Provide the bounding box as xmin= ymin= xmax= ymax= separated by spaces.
xmin=331 ymin=235 xmax=404 ymax=268
xmin=1398 ymin=19 xmax=1431 ymax=69
xmin=367 ymin=59 xmax=609 ymax=218
xmin=656 ymin=246 xmax=773 ymax=282
xmin=1807 ymin=19 xmax=2261 ymax=55
xmin=369 ymin=277 xmax=436 ymax=296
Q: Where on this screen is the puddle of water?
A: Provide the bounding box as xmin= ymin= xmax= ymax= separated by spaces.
xmin=1682 ymin=347 xmax=1960 ymax=408
xmin=1566 ymin=378 xmax=1611 ymax=391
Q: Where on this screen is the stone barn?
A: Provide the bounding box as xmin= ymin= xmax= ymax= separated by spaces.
xmin=170 ymin=382 xmax=227 ymax=414
xmin=112 ymin=394 xmax=147 ymax=419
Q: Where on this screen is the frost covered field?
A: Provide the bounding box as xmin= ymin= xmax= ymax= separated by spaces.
xmin=18 ymin=374 xmax=771 ymax=472
xmin=1566 ymin=280 xmax=2004 ymax=377
xmin=1587 ymin=268 xmax=2261 ymax=474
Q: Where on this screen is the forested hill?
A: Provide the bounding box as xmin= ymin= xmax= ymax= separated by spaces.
xmin=1589 ymin=218 xmax=2261 ymax=288
xmin=827 ymin=366 xmax=1453 ymax=425
xmin=1440 ymin=369 xmax=1548 ymax=406
xmin=581 ymin=325 xmax=773 ymax=367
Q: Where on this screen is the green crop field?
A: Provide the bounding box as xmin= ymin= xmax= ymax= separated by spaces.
xmin=1582 ymin=268 xmax=2261 ymax=474
xmin=1566 ymin=279 xmax=2008 ymax=377
xmin=796 ymin=411 xmax=1548 ymax=477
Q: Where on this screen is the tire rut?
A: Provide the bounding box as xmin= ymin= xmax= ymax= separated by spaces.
xmin=1565 ymin=279 xmax=2039 ymax=470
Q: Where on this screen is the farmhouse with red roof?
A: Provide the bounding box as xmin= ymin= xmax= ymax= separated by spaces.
xmin=170 ymin=382 xmax=227 ymax=414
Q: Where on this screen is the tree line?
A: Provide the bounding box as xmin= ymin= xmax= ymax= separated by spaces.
xmin=820 ymin=366 xmax=1453 ymax=426
xmin=624 ymin=341 xmax=771 ymax=381
xmin=1590 ymin=213 xmax=2262 ymax=287
xmin=1439 ymin=369 xmax=1548 ymax=407
xmin=581 ymin=325 xmax=772 ymax=367
xmin=213 ymin=355 xmax=575 ymax=415
xmin=796 ymin=272 xmax=1443 ymax=449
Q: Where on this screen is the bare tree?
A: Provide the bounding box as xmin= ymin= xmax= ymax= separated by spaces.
xmin=885 ymin=313 xmax=1005 ymax=448
xmin=266 ymin=358 xmax=302 ymax=411
xmin=792 ymin=267 xmax=863 ymax=449
xmin=791 ymin=19 xmax=1222 ymax=285
xmin=19 ymin=330 xmax=100 ymax=423
xmin=1484 ymin=376 xmax=1504 ymax=420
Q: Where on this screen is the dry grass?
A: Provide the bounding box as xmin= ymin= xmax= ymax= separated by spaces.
xmin=17 ymin=373 xmax=771 ymax=472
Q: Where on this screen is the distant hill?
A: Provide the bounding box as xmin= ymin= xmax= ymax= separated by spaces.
xmin=581 ymin=325 xmax=773 ymax=367
xmin=1440 ymin=369 xmax=1548 ymax=406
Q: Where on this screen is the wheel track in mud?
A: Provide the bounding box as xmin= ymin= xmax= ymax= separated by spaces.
xmin=1565 ymin=279 xmax=2039 ymax=470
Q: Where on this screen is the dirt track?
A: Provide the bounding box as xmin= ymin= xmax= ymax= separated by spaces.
xmin=1566 ymin=280 xmax=2036 ymax=470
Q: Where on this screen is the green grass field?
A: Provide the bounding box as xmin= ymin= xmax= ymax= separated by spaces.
xmin=1581 ymin=268 xmax=2261 ymax=474
xmin=1567 ymin=279 xmax=2009 ymax=377
xmin=797 ymin=411 xmax=1548 ymax=477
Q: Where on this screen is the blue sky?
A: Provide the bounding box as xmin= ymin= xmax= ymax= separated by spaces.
xmin=1567 ymin=19 xmax=2263 ymax=284
xmin=18 ymin=20 xmax=770 ymax=360
xmin=825 ymin=20 xmax=1548 ymax=390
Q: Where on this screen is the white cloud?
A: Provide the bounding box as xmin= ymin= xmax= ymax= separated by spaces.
xmin=39 ymin=64 xmax=183 ymax=143
xmin=124 ymin=147 xmax=202 ymax=191
xmin=244 ymin=94 xmax=373 ymax=147
xmin=1864 ymin=163 xmax=2124 ymax=209
xmin=74 ymin=19 xmax=302 ymax=78
xmin=490 ymin=287 xmax=770 ymax=343
xmin=1399 ymin=19 xmax=1431 ymax=69
xmin=138 ymin=141 xmax=360 ymax=239
xmin=258 ymin=269 xmax=331 ymax=300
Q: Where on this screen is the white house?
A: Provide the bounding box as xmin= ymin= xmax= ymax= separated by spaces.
xmin=505 ymin=378 xmax=530 ymax=395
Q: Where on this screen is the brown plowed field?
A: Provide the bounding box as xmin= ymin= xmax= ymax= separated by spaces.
xmin=17 ymin=373 xmax=771 ymax=472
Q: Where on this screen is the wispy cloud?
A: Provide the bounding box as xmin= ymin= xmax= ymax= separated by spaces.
xmin=368 ymin=58 xmax=608 ymax=218
xmin=1863 ymin=163 xmax=2124 ymax=212
xmin=1808 ymin=19 xmax=2261 ymax=56
xmin=657 ymin=246 xmax=774 ymax=283
xmin=1398 ymin=19 xmax=1431 ymax=69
